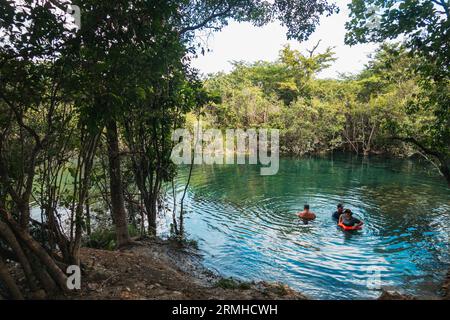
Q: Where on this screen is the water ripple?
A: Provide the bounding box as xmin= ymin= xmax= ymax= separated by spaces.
xmin=163 ymin=156 xmax=450 ymax=299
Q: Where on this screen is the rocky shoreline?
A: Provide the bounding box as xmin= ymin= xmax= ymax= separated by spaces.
xmin=441 ymin=269 xmax=450 ymax=299
xmin=5 ymin=237 xmax=445 ymax=300
xmin=66 ymin=239 xmax=307 ymax=300
xmin=66 ymin=238 xmax=450 ymax=300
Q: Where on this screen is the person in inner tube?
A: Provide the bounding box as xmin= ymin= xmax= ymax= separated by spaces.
xmin=332 ymin=203 xmax=344 ymax=220
xmin=339 ymin=209 xmax=363 ymax=227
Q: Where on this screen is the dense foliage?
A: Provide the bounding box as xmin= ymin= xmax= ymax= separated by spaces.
xmin=203 ymin=44 xmax=422 ymax=156
xmin=345 ymin=0 xmax=450 ymax=185
xmin=0 ymin=0 xmax=337 ymax=299
xmin=0 ymin=0 xmax=447 ymax=300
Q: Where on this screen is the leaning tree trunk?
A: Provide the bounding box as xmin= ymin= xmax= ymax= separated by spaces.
xmin=106 ymin=120 xmax=131 ymax=247
xmin=391 ymin=137 xmax=450 ymax=187
xmin=2 ymin=210 xmax=68 ymax=290
xmin=0 ymin=256 xmax=23 ymax=300
xmin=0 ymin=208 xmax=69 ymax=299
xmin=0 ymin=220 xmax=38 ymax=292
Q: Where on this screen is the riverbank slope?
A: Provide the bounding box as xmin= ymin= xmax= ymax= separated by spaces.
xmin=67 ymin=239 xmax=307 ymax=300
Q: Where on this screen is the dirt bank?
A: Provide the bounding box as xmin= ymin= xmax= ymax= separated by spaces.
xmin=5 ymin=238 xmax=444 ymax=300
xmin=441 ymin=269 xmax=450 ymax=300
xmin=66 ymin=239 xmax=307 ymax=300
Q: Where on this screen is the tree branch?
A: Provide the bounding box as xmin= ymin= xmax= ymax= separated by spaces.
xmin=179 ymin=4 xmax=233 ymax=34
xmin=431 ymin=0 xmax=450 ymax=17
xmin=390 ymin=136 xmax=443 ymax=159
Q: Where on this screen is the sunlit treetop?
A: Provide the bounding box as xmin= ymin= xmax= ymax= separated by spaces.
xmin=345 ymin=0 xmax=449 ymax=77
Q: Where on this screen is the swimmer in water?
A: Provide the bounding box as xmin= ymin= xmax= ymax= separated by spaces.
xmin=297 ymin=204 xmax=316 ymax=221
xmin=338 ymin=209 xmax=363 ymax=227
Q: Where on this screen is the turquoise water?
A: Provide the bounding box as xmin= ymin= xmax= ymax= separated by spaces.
xmin=167 ymin=155 xmax=450 ymax=299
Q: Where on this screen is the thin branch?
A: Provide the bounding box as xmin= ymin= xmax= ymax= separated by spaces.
xmin=179 ymin=5 xmax=233 ymax=34
xmin=390 ymin=136 xmax=443 ymax=160
xmin=431 ymin=0 xmax=450 ymax=18
xmin=307 ymin=40 xmax=322 ymax=57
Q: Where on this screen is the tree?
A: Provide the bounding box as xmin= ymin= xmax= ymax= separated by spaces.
xmin=177 ymin=0 xmax=338 ymax=41
xmin=69 ymin=0 xmax=340 ymax=244
xmin=0 ymin=0 xmax=75 ymax=298
xmin=277 ymin=43 xmax=336 ymax=104
xmin=203 ymin=43 xmax=422 ymax=157
xmin=0 ymin=0 xmax=341 ymax=298
xmin=68 ymin=0 xmax=185 ymax=246
xmin=345 ymin=0 xmax=450 ymax=186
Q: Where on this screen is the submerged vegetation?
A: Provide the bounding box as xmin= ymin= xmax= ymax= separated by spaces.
xmin=0 ymin=0 xmax=448 ymax=300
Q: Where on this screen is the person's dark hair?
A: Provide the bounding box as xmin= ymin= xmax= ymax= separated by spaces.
xmin=304 ymin=204 xmax=310 ymax=210
xmin=344 ymin=209 xmax=352 ymax=215
xmin=337 ymin=203 xmax=343 ymax=209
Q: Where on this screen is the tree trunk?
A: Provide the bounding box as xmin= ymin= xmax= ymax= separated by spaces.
xmin=145 ymin=195 xmax=157 ymax=236
xmin=18 ymin=201 xmax=31 ymax=231
xmin=27 ymin=250 xmax=56 ymax=295
xmin=1 ymin=209 xmax=68 ymax=291
xmin=106 ymin=120 xmax=131 ymax=247
xmin=86 ymin=190 xmax=91 ymax=236
xmin=0 ymin=221 xmax=38 ymax=292
xmin=391 ymin=136 xmax=450 ymax=187
xmin=0 ymin=256 xmax=23 ymax=300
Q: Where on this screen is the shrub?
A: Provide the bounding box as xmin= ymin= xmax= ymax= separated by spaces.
xmin=84 ymin=225 xmax=139 ymax=250
xmin=215 ymin=278 xmax=252 ymax=290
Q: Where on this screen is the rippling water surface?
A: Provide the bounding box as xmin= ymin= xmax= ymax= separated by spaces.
xmin=163 ymin=155 xmax=450 ymax=299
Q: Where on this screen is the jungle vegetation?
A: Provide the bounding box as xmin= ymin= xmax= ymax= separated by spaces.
xmin=0 ymin=0 xmax=448 ymax=299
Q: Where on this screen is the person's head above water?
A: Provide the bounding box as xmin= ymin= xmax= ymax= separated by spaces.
xmin=337 ymin=203 xmax=344 ymax=212
xmin=298 ymin=203 xmax=316 ymax=220
xmin=344 ymin=209 xmax=352 ymax=217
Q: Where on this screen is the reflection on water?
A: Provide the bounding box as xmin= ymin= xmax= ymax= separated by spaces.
xmin=163 ymin=154 xmax=450 ymax=299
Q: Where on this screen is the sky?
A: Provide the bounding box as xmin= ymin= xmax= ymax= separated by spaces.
xmin=191 ymin=0 xmax=379 ymax=79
